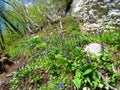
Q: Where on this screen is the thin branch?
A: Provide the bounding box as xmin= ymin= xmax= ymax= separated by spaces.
xmin=99 ymin=72 xmax=117 ymax=90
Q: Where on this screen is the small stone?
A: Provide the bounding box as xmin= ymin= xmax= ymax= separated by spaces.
xmin=0 ymin=57 xmax=8 ymax=62
xmin=6 ymin=74 xmax=13 ymax=77
xmin=83 ymin=87 xmax=88 ymax=90
xmin=32 ymin=35 xmax=39 ymax=39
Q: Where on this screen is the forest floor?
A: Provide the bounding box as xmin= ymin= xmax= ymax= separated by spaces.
xmin=0 ymin=17 xmax=120 ymax=89
xmin=0 ymin=51 xmax=26 ymax=90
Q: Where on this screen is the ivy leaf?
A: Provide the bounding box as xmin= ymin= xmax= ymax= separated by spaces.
xmin=83 ymin=68 xmax=93 ymax=76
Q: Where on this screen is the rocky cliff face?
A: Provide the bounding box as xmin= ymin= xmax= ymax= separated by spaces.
xmin=71 ymin=0 xmax=120 ymax=32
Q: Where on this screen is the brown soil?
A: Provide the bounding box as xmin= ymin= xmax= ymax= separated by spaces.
xmin=0 ymin=51 xmax=49 ymax=90
xmin=0 ymin=51 xmax=26 ymax=90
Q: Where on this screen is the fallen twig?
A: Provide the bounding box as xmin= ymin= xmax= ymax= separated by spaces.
xmin=99 ymin=72 xmax=117 ymax=90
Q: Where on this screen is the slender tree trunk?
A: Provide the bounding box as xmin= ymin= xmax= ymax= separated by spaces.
xmin=0 ymin=23 xmax=5 ymax=50
xmin=0 ymin=42 xmax=5 ymax=50
xmin=0 ymin=12 xmax=23 ymax=35
xmin=4 ymin=22 xmax=15 ymax=34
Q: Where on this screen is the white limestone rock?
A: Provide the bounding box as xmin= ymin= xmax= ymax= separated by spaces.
xmin=80 ymin=23 xmax=103 ymax=32
xmin=31 ymin=35 xmax=39 ymax=39
xmin=83 ymin=87 xmax=89 ymax=90
xmin=71 ymin=0 xmax=120 ymax=31
xmin=84 ymin=43 xmax=103 ymax=56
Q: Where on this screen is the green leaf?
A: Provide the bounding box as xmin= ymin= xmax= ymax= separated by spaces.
xmin=86 ymin=77 xmax=90 ymax=83
xmin=75 ymin=70 xmax=81 ymax=78
xmin=72 ymin=78 xmax=81 ymax=89
xmin=99 ymin=83 xmax=104 ymax=88
xmin=83 ymin=69 xmax=93 ymax=76
xmin=55 ymin=54 xmax=63 ymax=60
xmin=92 ymin=74 xmax=99 ymax=82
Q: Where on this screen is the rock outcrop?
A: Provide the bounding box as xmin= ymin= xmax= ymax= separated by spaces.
xmin=71 ymin=0 xmax=120 ymax=31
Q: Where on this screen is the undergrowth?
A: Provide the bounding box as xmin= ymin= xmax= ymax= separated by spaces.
xmin=9 ymin=29 xmax=120 ymax=90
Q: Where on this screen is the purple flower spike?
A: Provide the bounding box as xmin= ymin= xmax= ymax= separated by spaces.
xmin=59 ymin=82 xmax=64 ymax=89
xmin=62 ymin=47 xmax=65 ymax=52
xmin=86 ymin=56 xmax=90 ymax=63
xmin=66 ymin=51 xmax=70 ymax=57
xmin=17 ymin=66 xmax=21 ymax=71
xmin=39 ymin=53 xmax=44 ymax=57
xmin=62 ymin=40 xmax=64 ymax=46
xmin=54 ymin=42 xmax=58 ymax=46
xmin=23 ymin=64 xmax=26 ymax=68
xmin=54 ymin=86 xmax=58 ymax=90
xmin=16 ymin=67 xmax=19 ymax=71
xmin=101 ymin=44 xmax=104 ymax=51
xmin=1 ymin=82 xmax=7 ymax=86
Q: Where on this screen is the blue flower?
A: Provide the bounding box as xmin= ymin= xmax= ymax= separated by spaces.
xmin=59 ymin=82 xmax=64 ymax=89
xmin=66 ymin=51 xmax=70 ymax=57
xmin=86 ymin=56 xmax=90 ymax=63
xmin=39 ymin=53 xmax=44 ymax=57
xmin=1 ymin=82 xmax=7 ymax=86
xmin=61 ymin=40 xmax=64 ymax=46
xmin=22 ymin=63 xmax=26 ymax=68
xmin=54 ymin=86 xmax=58 ymax=90
xmin=58 ymin=33 xmax=62 ymax=38
xmin=101 ymin=44 xmax=104 ymax=51
xmin=62 ymin=47 xmax=65 ymax=52
xmin=17 ymin=66 xmax=22 ymax=71
xmin=54 ymin=42 xmax=58 ymax=46
xmin=10 ymin=75 xmax=13 ymax=80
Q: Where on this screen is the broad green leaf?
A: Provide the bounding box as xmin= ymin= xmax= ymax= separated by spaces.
xmin=92 ymin=75 xmax=99 ymax=82
xmin=86 ymin=77 xmax=90 ymax=83
xmin=75 ymin=70 xmax=81 ymax=78
xmin=72 ymin=78 xmax=81 ymax=89
xmin=83 ymin=69 xmax=93 ymax=76
xmin=55 ymin=54 xmax=63 ymax=60
xmin=99 ymin=83 xmax=104 ymax=88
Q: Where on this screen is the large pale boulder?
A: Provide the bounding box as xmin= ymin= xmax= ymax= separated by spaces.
xmin=84 ymin=43 xmax=103 ymax=56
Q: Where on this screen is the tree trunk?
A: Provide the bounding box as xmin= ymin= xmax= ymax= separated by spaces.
xmin=0 ymin=23 xmax=5 ymax=50
xmin=0 ymin=12 xmax=23 ymax=35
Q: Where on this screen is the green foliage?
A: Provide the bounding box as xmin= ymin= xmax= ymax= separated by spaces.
xmin=10 ymin=59 xmax=42 ymax=90
xmin=62 ymin=16 xmax=81 ymax=36
xmin=1 ymin=1 xmax=120 ymax=89
xmin=9 ymin=29 xmax=120 ymax=89
xmin=1 ymin=0 xmax=48 ymax=47
xmin=49 ymin=0 xmax=68 ymax=13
